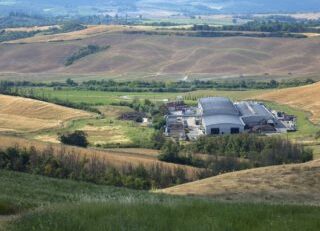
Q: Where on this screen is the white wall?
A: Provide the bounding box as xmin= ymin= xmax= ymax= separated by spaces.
xmin=204 ymin=123 xmax=244 ymax=135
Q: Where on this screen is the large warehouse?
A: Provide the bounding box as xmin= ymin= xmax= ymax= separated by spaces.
xmin=165 ymin=97 xmax=294 ymax=139
xmin=235 ymin=101 xmax=276 ymax=128
xmin=198 ymin=97 xmax=245 ymax=135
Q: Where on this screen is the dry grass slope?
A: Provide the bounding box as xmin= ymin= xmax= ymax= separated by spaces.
xmin=0 ymin=135 xmax=202 ymax=180
xmin=160 ymin=160 xmax=320 ymax=205
xmin=254 ymin=81 xmax=320 ymax=124
xmin=0 ymin=94 xmax=92 ymax=132
xmin=1 ymin=30 xmax=320 ymax=79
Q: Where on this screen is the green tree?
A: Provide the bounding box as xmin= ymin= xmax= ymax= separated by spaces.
xmin=59 ymin=131 xmax=89 ymax=147
xmin=159 ymin=140 xmax=180 ymax=162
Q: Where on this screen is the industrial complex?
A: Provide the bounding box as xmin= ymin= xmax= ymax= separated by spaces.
xmin=165 ymin=97 xmax=296 ymax=140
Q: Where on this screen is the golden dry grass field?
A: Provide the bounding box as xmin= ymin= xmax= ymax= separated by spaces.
xmin=1 ymin=27 xmax=320 ymax=81
xmin=255 ymin=81 xmax=320 ymax=124
xmin=0 ymin=135 xmax=202 ymax=180
xmin=160 ymin=159 xmax=320 ymax=205
xmin=0 ymin=94 xmax=92 ymax=133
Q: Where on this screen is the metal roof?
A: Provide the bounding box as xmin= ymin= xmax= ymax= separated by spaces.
xmin=202 ymin=115 xmax=245 ymax=126
xmin=199 ymin=97 xmax=240 ymax=116
xmin=236 ymin=102 xmax=274 ymax=118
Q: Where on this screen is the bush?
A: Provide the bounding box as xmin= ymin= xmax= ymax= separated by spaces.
xmin=59 ymin=131 xmax=89 ymax=147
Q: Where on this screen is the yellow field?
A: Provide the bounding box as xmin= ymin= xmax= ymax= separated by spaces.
xmin=5 ymin=25 xmax=154 ymax=44
xmin=254 ymin=82 xmax=320 ymax=124
xmin=0 ymin=135 xmax=202 ymax=180
xmin=0 ymin=94 xmax=92 ymax=133
xmin=159 ymin=159 xmax=320 ymax=205
xmin=4 ymin=25 xmax=59 ymax=32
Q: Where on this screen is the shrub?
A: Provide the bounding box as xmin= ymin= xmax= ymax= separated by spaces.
xmin=59 ymin=131 xmax=89 ymax=147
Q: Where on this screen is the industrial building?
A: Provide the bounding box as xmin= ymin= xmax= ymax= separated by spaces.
xmin=235 ymin=101 xmax=276 ymax=128
xmin=198 ymin=97 xmax=245 ymax=135
xmin=165 ymin=97 xmax=296 ymax=140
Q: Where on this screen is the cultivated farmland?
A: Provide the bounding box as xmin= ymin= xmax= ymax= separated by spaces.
xmin=1 ymin=29 xmax=320 ymax=81
xmin=0 ymin=94 xmax=92 ymax=133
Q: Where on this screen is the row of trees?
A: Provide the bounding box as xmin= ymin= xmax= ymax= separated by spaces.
xmin=158 ymin=134 xmax=313 ymax=175
xmin=192 ymin=20 xmax=320 ymax=33
xmin=65 ymin=45 xmax=110 ymax=66
xmin=0 ymin=79 xmax=316 ymax=94
xmin=0 ymin=145 xmax=196 ymax=190
xmin=0 ymin=86 xmax=101 ymax=114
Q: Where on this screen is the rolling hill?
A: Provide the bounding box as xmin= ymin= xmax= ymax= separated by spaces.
xmin=1 ymin=0 xmax=320 ymax=15
xmin=0 ymin=94 xmax=92 ymax=133
xmin=255 ymin=81 xmax=320 ymax=124
xmin=160 ymin=159 xmax=320 ymax=205
xmin=1 ymin=29 xmax=320 ymax=81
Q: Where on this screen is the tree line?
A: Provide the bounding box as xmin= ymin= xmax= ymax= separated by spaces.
xmin=158 ymin=134 xmax=313 ymax=175
xmin=0 ymin=145 xmax=203 ymax=190
xmin=65 ymin=45 xmax=110 ymax=66
xmin=0 ymin=86 xmax=101 ymax=114
xmin=0 ymin=78 xmax=315 ymax=94
xmin=192 ymin=19 xmax=320 ymax=34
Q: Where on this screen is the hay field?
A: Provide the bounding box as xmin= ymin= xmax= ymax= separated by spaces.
xmin=1 ymin=31 xmax=320 ymax=80
xmin=254 ymin=81 xmax=320 ymax=124
xmin=160 ymin=159 xmax=320 ymax=205
xmin=4 ymin=25 xmax=153 ymax=44
xmin=0 ymin=94 xmax=92 ymax=133
xmin=4 ymin=25 xmax=58 ymax=32
xmin=0 ymin=135 xmax=202 ymax=180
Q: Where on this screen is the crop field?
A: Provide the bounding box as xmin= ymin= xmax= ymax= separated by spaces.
xmin=160 ymin=159 xmax=320 ymax=205
xmin=1 ymin=170 xmax=320 ymax=231
xmin=0 ymin=94 xmax=92 ymax=133
xmin=1 ymin=30 xmax=320 ymax=81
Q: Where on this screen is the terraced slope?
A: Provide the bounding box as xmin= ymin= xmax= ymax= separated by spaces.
xmin=0 ymin=94 xmax=92 ymax=132
xmin=255 ymin=81 xmax=320 ymax=124
xmin=160 ymin=160 xmax=320 ymax=204
xmin=1 ymin=30 xmax=320 ymax=80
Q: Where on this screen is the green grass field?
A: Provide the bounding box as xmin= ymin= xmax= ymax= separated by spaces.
xmin=30 ymin=88 xmax=272 ymax=105
xmin=1 ymin=170 xmax=320 ymax=231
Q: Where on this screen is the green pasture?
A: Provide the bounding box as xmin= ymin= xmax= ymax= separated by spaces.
xmin=1 ymin=170 xmax=320 ymax=231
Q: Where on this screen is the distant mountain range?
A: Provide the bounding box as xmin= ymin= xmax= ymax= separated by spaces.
xmin=1 ymin=0 xmax=320 ymax=16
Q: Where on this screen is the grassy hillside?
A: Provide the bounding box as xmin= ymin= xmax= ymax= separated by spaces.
xmin=160 ymin=159 xmax=320 ymax=205
xmin=1 ymin=29 xmax=320 ymax=81
xmin=0 ymin=94 xmax=92 ymax=133
xmin=255 ymin=81 xmax=320 ymax=124
xmin=1 ymin=170 xmax=320 ymax=231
